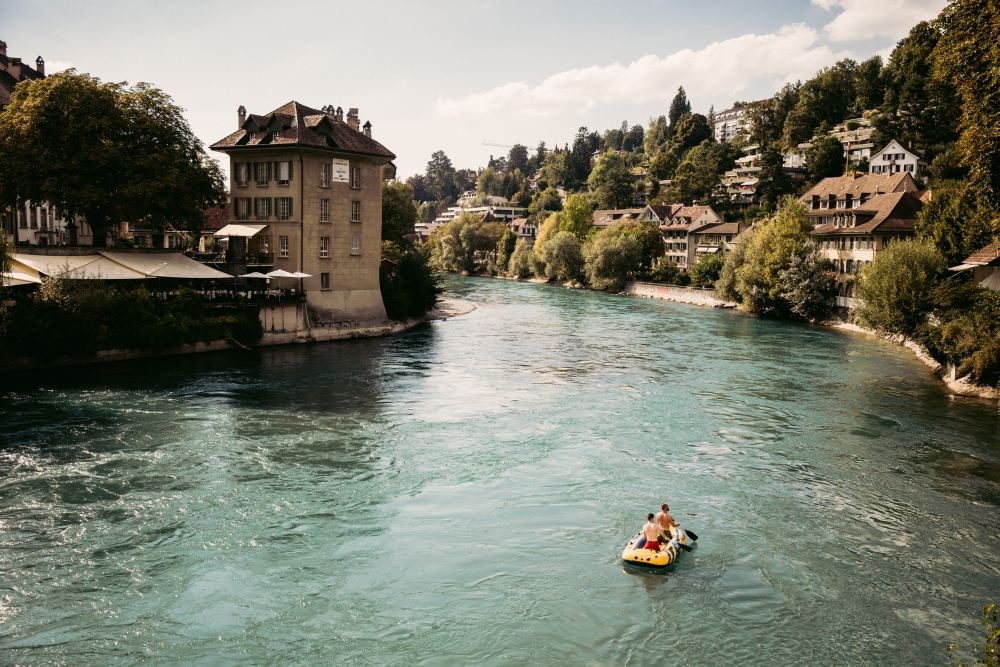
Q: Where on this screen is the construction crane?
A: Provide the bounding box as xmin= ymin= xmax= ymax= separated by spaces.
xmin=482 ymin=142 xmax=515 ymax=149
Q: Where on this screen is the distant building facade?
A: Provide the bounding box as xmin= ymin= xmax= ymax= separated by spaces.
xmin=211 ymin=102 xmax=396 ymax=323
xmin=0 ymin=39 xmax=44 ymax=110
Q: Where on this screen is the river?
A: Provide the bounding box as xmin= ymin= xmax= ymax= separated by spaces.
xmin=1 ymin=277 xmax=998 ymax=665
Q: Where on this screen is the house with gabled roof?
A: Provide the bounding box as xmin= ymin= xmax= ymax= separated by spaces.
xmin=799 ymin=172 xmax=920 ymax=228
xmin=810 ymin=190 xmax=924 ymax=307
xmin=211 ymin=101 xmax=396 ymax=324
xmin=869 ymin=140 xmax=927 ymax=178
xmin=951 ymin=240 xmax=1000 ymax=291
xmin=636 ymin=203 xmax=722 ymax=270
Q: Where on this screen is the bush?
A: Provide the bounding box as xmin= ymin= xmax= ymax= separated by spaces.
xmin=539 ymin=231 xmax=584 ymax=282
xmin=854 ymin=238 xmax=946 ymax=336
xmin=380 ymin=242 xmax=442 ymax=320
xmin=584 ymin=232 xmax=641 ymax=291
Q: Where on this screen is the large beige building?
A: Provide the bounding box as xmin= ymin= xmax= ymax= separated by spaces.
xmin=211 ymin=102 xmax=396 ymax=324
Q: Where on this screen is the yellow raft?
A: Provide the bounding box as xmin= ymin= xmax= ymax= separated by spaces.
xmin=621 ymin=527 xmax=690 ymax=569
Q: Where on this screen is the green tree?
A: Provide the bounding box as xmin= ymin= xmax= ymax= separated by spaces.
xmin=588 ymin=150 xmax=635 ymax=209
xmin=425 ymin=150 xmax=459 ymax=204
xmin=428 ymin=213 xmax=505 ymax=274
xmin=528 ymin=187 xmax=563 ymax=220
xmin=568 ymin=127 xmax=601 ymax=187
xmin=540 ymin=230 xmax=584 ymax=282
xmin=644 ymin=115 xmax=670 ymax=155
xmin=925 ymin=286 xmax=1000 ymax=388
xmin=533 ymin=212 xmax=561 ymax=257
xmin=476 ymin=166 xmax=501 ymax=196
xmin=934 ymin=0 xmax=1000 ymax=209
xmin=747 ymin=85 xmax=800 ymax=148
xmin=381 ymin=181 xmax=418 ymax=246
xmin=584 ymin=231 xmax=641 ymax=291
xmin=669 ymin=140 xmax=734 ymax=205
xmin=558 ymin=194 xmax=594 ymax=241
xmin=542 ymin=150 xmax=570 ymax=188
xmin=507 ymin=144 xmax=529 ymax=174
xmin=855 ymin=55 xmax=885 ymax=111
xmin=876 ymin=21 xmax=959 ymax=162
xmin=807 ymin=135 xmax=846 ymax=184
xmin=623 ymin=124 xmax=645 ymax=152
xmin=728 ymin=197 xmax=813 ymax=316
xmin=668 ymin=86 xmax=692 ymax=133
xmin=507 ymin=239 xmax=534 ymax=279
xmin=690 ymin=251 xmax=726 ymax=287
xmin=782 ymin=60 xmax=858 ymax=148
xmin=854 ymin=237 xmax=946 ymax=336
xmin=778 ymin=241 xmax=837 ymax=321
xmin=916 ymin=182 xmax=996 ymax=266
xmin=757 ymin=146 xmax=794 ymax=211
xmin=496 ymin=228 xmax=517 ymax=273
xmin=0 ymin=71 xmax=226 ymax=247
xmin=380 ymin=241 xmax=442 ymax=320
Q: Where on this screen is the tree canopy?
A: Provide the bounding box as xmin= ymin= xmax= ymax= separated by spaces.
xmin=588 ymin=150 xmax=635 ymax=209
xmin=381 ymin=180 xmax=418 ymax=246
xmin=0 ymin=71 xmax=226 ymax=246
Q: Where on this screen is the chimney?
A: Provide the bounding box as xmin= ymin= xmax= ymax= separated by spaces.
xmin=237 ymin=105 xmax=246 ymax=128
xmin=0 ymin=41 xmax=6 ymax=57
xmin=35 ymin=56 xmax=44 ymax=76
xmin=362 ymin=120 xmax=372 ymax=138
xmin=336 ymin=106 xmax=343 ymax=122
xmin=346 ymin=107 xmax=359 ymax=132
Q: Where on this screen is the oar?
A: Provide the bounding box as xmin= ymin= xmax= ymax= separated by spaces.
xmin=683 ymin=528 xmax=698 ymax=541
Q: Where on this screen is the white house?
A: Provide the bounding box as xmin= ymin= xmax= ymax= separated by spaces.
xmin=869 ymin=140 xmax=927 ymax=177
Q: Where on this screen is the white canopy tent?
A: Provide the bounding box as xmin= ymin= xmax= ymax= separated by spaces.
xmin=11 ymin=252 xmax=232 ymax=281
xmin=213 ymin=224 xmax=267 ymax=238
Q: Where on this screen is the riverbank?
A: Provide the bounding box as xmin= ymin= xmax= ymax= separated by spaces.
xmin=0 ymin=298 xmax=478 ymax=373
xmin=621 ymin=280 xmax=999 ymax=401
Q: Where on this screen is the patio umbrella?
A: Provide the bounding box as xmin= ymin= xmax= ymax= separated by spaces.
xmin=266 ymin=269 xmax=297 ymax=278
xmin=290 ymin=271 xmax=312 ymax=278
xmin=240 ymin=271 xmax=270 ymax=278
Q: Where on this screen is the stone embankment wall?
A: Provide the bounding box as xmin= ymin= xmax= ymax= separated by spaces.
xmin=621 ymin=281 xmax=736 ymax=308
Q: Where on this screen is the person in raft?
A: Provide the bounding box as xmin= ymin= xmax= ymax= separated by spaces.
xmin=641 ymin=513 xmax=662 ymax=551
xmin=656 ymin=502 xmax=678 ymax=540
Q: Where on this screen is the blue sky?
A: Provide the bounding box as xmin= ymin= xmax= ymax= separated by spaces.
xmin=2 ymin=0 xmax=946 ymax=179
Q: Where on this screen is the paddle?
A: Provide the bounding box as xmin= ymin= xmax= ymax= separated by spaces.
xmin=683 ymin=528 xmax=699 ymax=542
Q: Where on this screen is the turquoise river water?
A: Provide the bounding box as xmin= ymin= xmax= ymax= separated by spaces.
xmin=1 ymin=277 xmax=999 ymax=665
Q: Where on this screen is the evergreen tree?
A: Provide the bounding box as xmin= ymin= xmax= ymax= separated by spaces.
xmin=668 ymin=86 xmax=692 ymax=133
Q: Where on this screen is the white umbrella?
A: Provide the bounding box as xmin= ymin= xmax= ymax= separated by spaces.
xmin=266 ymin=269 xmax=297 ymax=278
xmin=240 ymin=271 xmax=270 ymax=278
xmin=290 ymin=271 xmax=312 ymax=278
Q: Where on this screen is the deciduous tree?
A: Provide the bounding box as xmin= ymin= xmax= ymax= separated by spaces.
xmin=381 ymin=180 xmax=418 ymax=246
xmin=0 ymin=71 xmax=226 ymax=246
xmin=854 ymin=237 xmax=946 ymax=336
xmin=558 ymin=194 xmax=594 ymax=241
xmin=588 ymin=150 xmax=635 ymax=209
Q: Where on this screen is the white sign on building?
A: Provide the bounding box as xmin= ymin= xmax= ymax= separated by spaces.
xmin=332 ymin=159 xmax=350 ymax=183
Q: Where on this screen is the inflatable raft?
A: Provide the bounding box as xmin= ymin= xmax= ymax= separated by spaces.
xmin=621 ymin=528 xmax=690 ymax=569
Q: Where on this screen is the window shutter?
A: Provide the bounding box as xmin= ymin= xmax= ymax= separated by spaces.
xmin=289 ymin=197 xmax=293 ymax=217
xmin=252 ymin=162 xmax=259 ymax=182
xmin=287 ymin=160 xmax=293 ymax=180
xmin=273 ymin=161 xmax=279 ymax=181
xmin=253 ymin=198 xmax=259 ymax=218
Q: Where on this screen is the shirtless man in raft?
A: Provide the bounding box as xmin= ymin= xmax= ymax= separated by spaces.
xmin=641 ymin=513 xmax=662 ymax=551
xmin=656 ymin=502 xmax=678 ymax=541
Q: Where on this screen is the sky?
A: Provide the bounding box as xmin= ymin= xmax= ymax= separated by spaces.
xmin=2 ymin=0 xmax=947 ymax=180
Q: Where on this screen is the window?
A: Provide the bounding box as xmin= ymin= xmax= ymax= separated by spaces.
xmin=277 ymin=197 xmax=292 ymax=220
xmin=254 ymin=161 xmax=271 ymax=186
xmin=235 ymin=197 xmax=252 ymax=220
xmin=279 ymin=235 xmax=289 ymax=258
xmin=351 ymin=200 xmax=361 ymax=223
xmin=30 ymin=207 xmax=37 ymax=228
xmin=320 ymin=272 xmax=330 ymax=289
xmin=319 ymin=236 xmax=330 ymax=258
xmin=320 ymin=198 xmax=330 ymax=223
xmin=18 ymin=209 xmax=26 ymax=228
xmin=254 ymin=197 xmax=272 ymax=220
xmin=277 ymin=161 xmax=292 ymax=185
xmin=350 ymin=165 xmax=361 ymax=189
xmin=350 ymin=232 xmax=361 ymax=256
xmin=320 ymin=163 xmax=331 ymax=188
xmin=40 ymin=208 xmax=48 ymax=229
xmin=235 ymin=163 xmax=249 ymax=186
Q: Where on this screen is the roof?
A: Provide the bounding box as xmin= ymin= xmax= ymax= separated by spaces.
xmin=696 ymin=222 xmax=741 ymax=236
xmin=592 ymin=208 xmax=644 ymax=227
xmin=799 ymin=172 xmax=918 ymax=201
xmin=810 ymin=191 xmax=923 ymax=236
xmin=12 ymin=251 xmax=231 ymax=280
xmin=211 ymin=101 xmax=395 ymax=161
xmin=963 ymin=240 xmax=1000 ymax=266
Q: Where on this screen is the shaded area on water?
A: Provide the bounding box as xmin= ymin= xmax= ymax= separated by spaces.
xmin=1 ymin=277 xmax=998 ymax=665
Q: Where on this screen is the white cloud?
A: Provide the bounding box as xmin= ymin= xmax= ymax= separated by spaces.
xmin=45 ymin=60 xmax=75 ymax=73
xmin=436 ymin=24 xmax=849 ymax=117
xmin=814 ymin=0 xmax=947 ymax=42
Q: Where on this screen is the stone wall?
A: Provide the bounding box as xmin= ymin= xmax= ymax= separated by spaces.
xmin=622 ymin=281 xmax=736 ymax=308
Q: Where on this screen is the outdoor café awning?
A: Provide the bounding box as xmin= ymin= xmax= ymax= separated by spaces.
xmin=12 ymin=251 xmax=231 ymax=281
xmin=214 ymin=224 xmax=267 ymax=238
xmin=1 ymin=270 xmax=43 ymax=287
xmin=949 ymin=263 xmax=977 ymax=272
